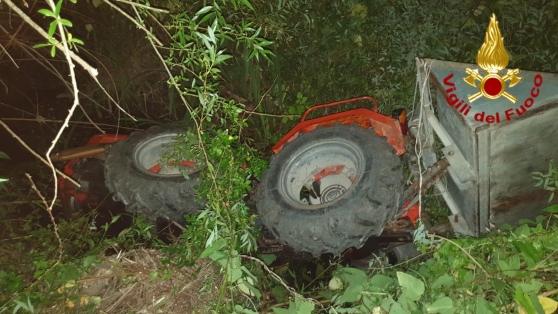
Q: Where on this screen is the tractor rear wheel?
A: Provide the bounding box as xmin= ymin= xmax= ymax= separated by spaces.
xmin=255 ymin=124 xmax=403 ymax=256
xmin=104 ymin=125 xmax=203 ymax=223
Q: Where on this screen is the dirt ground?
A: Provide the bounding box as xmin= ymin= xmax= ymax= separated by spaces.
xmin=61 ymin=249 xmax=223 ymax=313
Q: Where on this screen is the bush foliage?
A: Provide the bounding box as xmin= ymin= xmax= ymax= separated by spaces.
xmin=2 ymin=0 xmax=558 ymax=313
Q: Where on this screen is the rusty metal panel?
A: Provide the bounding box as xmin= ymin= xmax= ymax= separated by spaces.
xmin=435 ymin=89 xmax=479 ymax=235
xmin=419 ymin=58 xmax=558 ymax=235
xmin=487 ymin=103 xmax=558 ymax=226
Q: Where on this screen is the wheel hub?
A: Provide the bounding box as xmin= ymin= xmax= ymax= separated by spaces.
xmin=133 ymin=134 xmax=196 ymax=177
xmin=279 ymin=138 xmax=364 ymax=209
xmin=307 ymin=173 xmax=353 ymax=205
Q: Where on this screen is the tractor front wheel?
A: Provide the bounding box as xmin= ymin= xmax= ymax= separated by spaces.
xmin=256 ymin=124 xmax=403 ymax=256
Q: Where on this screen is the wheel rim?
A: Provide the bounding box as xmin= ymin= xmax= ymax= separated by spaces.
xmin=279 ymin=139 xmax=365 ymax=208
xmin=133 ymin=133 xmax=195 ymax=177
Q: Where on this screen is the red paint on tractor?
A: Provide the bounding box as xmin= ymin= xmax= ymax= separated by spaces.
xmin=272 ymin=96 xmax=406 ymax=155
xmin=59 ymin=133 xmax=127 ymax=203
xmin=400 ymin=201 xmax=420 ymax=225
xmin=148 ymin=160 xmax=196 ymax=174
xmin=313 ymin=165 xmax=346 ymax=182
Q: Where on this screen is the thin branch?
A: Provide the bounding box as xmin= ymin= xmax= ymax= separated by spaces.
xmin=2 ymin=0 xmax=98 ymax=77
xmin=243 ymin=111 xmax=298 ymax=118
xmin=89 ymin=75 xmax=137 ymax=122
xmin=0 ymin=119 xmax=79 ymax=186
xmin=430 ymin=234 xmax=490 ymax=277
xmin=115 ymin=0 xmax=169 ymax=13
xmin=102 ymin=0 xmax=163 ymax=46
xmin=0 ymin=174 xmax=64 ymax=311
xmin=0 ymin=43 xmax=18 ymax=68
xmin=241 ymin=255 xmax=324 ymax=310
xmin=25 ymin=173 xmax=63 ymax=259
xmin=42 ymin=0 xmax=83 ymax=211
xmin=0 ymin=118 xmax=140 ymax=131
xmin=0 ymin=23 xmax=119 ymax=132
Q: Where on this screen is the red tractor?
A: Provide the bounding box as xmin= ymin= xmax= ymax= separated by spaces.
xmin=53 ymin=15 xmax=558 ymax=259
xmin=54 ymin=55 xmax=558 ymax=258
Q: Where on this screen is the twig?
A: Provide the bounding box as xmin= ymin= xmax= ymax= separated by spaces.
xmin=2 ymin=0 xmax=98 ymax=77
xmin=241 ymin=255 xmax=324 ymax=310
xmin=0 ymin=42 xmax=18 ymax=68
xmin=241 ymin=255 xmax=300 ymax=298
xmin=1 ymin=117 xmax=140 ymax=131
xmin=102 ymin=0 xmax=163 ymax=46
xmin=40 ymin=0 xmax=79 ymax=214
xmin=88 ymin=75 xmax=137 ymax=122
xmin=243 ymin=111 xmax=299 ymax=118
xmin=0 ymin=119 xmax=79 ymax=186
xmin=429 ymin=234 xmax=490 ymax=277
xmin=0 ymin=174 xmax=65 ymax=311
xmin=26 ymin=173 xmax=63 ymax=258
xmin=115 ymin=0 xmax=170 ymax=13
xmin=104 ymin=281 xmax=139 ymax=313
xmin=1 ymin=0 xmax=135 ymax=123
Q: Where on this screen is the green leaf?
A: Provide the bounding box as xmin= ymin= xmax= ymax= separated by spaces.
xmin=0 ymin=178 xmax=8 ymax=183
xmin=110 ymin=214 xmax=121 ymax=224
xmin=59 ymin=18 xmax=73 ymax=27
xmin=83 ymin=255 xmax=101 ymax=268
xmin=336 ymin=281 xmax=364 ymax=304
xmin=497 ymin=255 xmax=520 ymax=277
xmin=200 ymin=237 xmax=227 ymax=258
xmin=336 ymin=267 xmax=368 ymax=287
xmin=475 ymin=297 xmax=498 ymax=314
xmin=198 ymin=12 xmax=215 ymax=24
xmin=397 ymin=271 xmax=425 ymax=301
xmin=514 ymin=279 xmax=543 ymax=295
xmin=515 ymin=241 xmax=541 ymax=266
xmin=0 ymin=151 xmax=9 ymax=160
xmin=514 ymin=287 xmax=537 ymax=314
xmin=257 ymin=253 xmax=276 ymax=265
xmin=389 ymin=301 xmax=407 ymax=314
xmin=426 ymin=297 xmax=454 ymax=313
xmin=514 ymin=224 xmax=531 ymax=237
xmin=207 ymin=162 xmax=215 ymax=173
xmin=55 ymin=0 xmax=64 ymax=15
xmin=271 ymin=286 xmax=287 ymax=303
xmin=59 ymin=264 xmax=80 ymax=282
xmin=295 ymin=298 xmax=315 ymax=314
xmin=38 ymin=8 xmax=56 ymax=18
xmin=48 ymin=21 xmax=57 ymax=37
xmin=207 ymin=21 xmax=216 ymax=44
xmin=238 ymin=0 xmax=254 ymax=10
xmin=51 ymin=45 xmax=57 ymax=57
xmin=272 ymin=298 xmax=314 ymax=314
xmin=431 ymin=274 xmax=454 ymax=289
xmin=195 ymin=5 xmax=213 ymax=17
xmin=544 ymin=204 xmax=558 ymax=213
xmin=369 ymin=274 xmax=394 ymax=290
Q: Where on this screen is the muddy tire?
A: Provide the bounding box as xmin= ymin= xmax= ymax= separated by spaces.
xmin=256 ymin=124 xmax=403 ymax=256
xmin=104 ymin=125 xmax=203 ymax=222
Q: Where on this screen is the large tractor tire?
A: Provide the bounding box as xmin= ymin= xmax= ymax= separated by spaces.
xmin=104 ymin=125 xmax=203 ymax=222
xmin=256 ymin=124 xmax=403 ymax=256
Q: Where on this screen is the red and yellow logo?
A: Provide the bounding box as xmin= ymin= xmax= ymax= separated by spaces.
xmin=463 ymin=14 xmax=522 ymax=103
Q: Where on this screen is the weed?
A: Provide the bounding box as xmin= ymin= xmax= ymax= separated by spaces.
xmin=533 ymin=159 xmax=558 ymax=203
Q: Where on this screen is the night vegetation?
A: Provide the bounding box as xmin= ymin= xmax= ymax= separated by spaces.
xmin=1 ymin=0 xmax=558 ymax=312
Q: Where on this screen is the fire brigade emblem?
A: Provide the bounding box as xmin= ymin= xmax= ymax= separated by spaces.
xmin=464 ymin=14 xmax=521 ymax=103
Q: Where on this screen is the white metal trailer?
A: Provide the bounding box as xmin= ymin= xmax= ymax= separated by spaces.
xmin=413 ymin=58 xmax=558 ymax=236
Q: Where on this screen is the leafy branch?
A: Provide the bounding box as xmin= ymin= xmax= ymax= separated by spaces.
xmin=34 ymin=0 xmax=83 ymax=57
xmin=533 ymin=159 xmax=558 ymax=203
